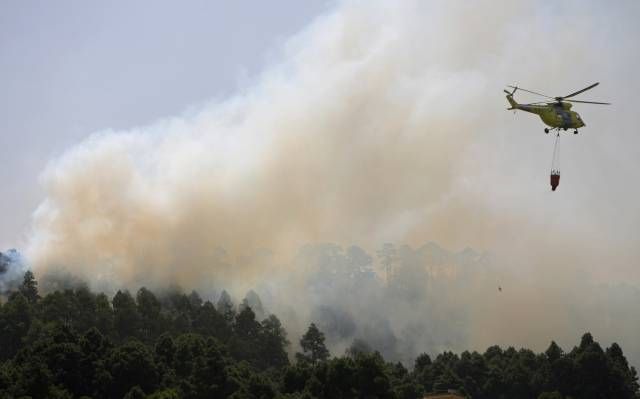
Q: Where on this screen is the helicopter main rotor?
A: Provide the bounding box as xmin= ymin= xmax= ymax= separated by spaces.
xmin=507 ymin=82 xmax=610 ymax=106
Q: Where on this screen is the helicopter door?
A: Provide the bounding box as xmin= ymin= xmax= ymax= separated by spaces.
xmin=556 ymin=113 xmax=564 ymax=124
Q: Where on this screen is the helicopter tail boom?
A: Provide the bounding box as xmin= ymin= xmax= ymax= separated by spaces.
xmin=505 ymin=91 xmax=518 ymax=110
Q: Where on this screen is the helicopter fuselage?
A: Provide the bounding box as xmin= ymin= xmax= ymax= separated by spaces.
xmin=506 ymin=94 xmax=585 ymax=129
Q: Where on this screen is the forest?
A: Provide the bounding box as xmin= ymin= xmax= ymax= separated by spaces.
xmin=0 ymin=270 xmax=638 ymax=399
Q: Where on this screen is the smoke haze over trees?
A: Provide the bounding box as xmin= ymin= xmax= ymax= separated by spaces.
xmin=5 ymin=242 xmax=640 ymax=374
xmin=0 ymin=249 xmax=25 ymax=295
xmin=1 ymin=272 xmax=638 ymax=398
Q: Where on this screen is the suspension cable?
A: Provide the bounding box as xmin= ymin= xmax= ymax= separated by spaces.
xmin=551 ymin=131 xmax=561 ymax=173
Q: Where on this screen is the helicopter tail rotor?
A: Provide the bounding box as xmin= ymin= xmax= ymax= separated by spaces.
xmin=505 ymin=86 xmax=518 ymax=96
xmin=504 ymin=88 xmax=519 ymax=110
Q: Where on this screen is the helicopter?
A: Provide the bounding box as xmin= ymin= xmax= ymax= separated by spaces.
xmin=504 ymin=82 xmax=610 ymax=134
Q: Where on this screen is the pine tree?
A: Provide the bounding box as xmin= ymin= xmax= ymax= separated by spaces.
xmin=19 ymin=270 xmax=40 ymax=303
xmin=296 ymin=323 xmax=330 ymax=364
xmin=259 ymin=315 xmax=289 ymax=369
xmin=545 ymin=341 xmax=563 ymax=362
xmin=216 ymin=290 xmax=235 ymax=325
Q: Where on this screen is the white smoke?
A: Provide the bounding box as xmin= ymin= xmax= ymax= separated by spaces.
xmin=25 ymin=1 xmax=640 ymax=364
xmin=0 ymin=249 xmax=26 ymax=294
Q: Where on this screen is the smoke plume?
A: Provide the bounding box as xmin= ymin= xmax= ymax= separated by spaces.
xmin=25 ymin=1 xmax=640 ymax=364
xmin=0 ymin=249 xmax=26 ymax=295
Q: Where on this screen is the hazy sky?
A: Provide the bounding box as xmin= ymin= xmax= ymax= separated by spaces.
xmin=0 ymin=0 xmax=332 ymax=249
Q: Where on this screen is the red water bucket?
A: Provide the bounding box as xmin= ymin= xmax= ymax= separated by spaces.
xmin=550 ymin=172 xmax=560 ymax=191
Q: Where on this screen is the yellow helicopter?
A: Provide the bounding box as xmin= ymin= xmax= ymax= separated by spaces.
xmin=504 ymin=82 xmax=610 ymax=134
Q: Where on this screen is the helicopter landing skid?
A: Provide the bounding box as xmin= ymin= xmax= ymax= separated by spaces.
xmin=545 ymin=127 xmax=560 ymax=135
xmin=545 ymin=127 xmax=575 ymax=136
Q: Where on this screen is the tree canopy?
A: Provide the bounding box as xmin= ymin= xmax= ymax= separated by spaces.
xmin=0 ymin=271 xmax=638 ymax=398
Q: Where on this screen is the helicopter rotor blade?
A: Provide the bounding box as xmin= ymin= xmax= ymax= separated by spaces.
xmin=562 ymin=82 xmax=599 ymax=99
xmin=565 ymin=99 xmax=610 ymax=105
xmin=507 ymin=85 xmax=554 ymax=99
xmin=516 ymin=101 xmax=549 ymax=105
xmin=503 ymin=90 xmax=512 ymax=95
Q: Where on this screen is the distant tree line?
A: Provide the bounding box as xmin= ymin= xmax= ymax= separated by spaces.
xmin=0 ymin=271 xmax=638 ymax=398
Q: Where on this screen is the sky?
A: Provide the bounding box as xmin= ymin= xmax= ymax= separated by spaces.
xmin=2 ymin=0 xmax=640 ymax=364
xmin=0 ymin=0 xmax=333 ymax=249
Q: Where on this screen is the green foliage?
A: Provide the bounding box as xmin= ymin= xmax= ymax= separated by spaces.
xmin=0 ymin=291 xmax=32 ymax=360
xmin=123 ymin=385 xmax=146 ymax=399
xmin=260 ymin=315 xmax=290 ymax=369
xmin=193 ymin=300 xmax=228 ymax=338
xmin=0 ymin=271 xmax=638 ymax=399
xmin=20 ymin=270 xmax=40 ymax=303
xmin=217 ymin=290 xmax=236 ymax=326
xmin=136 ymin=287 xmax=162 ymax=340
xmin=538 ymin=391 xmax=564 ymax=399
xmin=108 ymin=340 xmax=159 ymax=397
xmin=112 ymin=290 xmax=141 ymax=340
xmin=296 ymin=323 xmax=330 ymax=364
xmin=147 ymin=388 xmax=180 ymax=399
